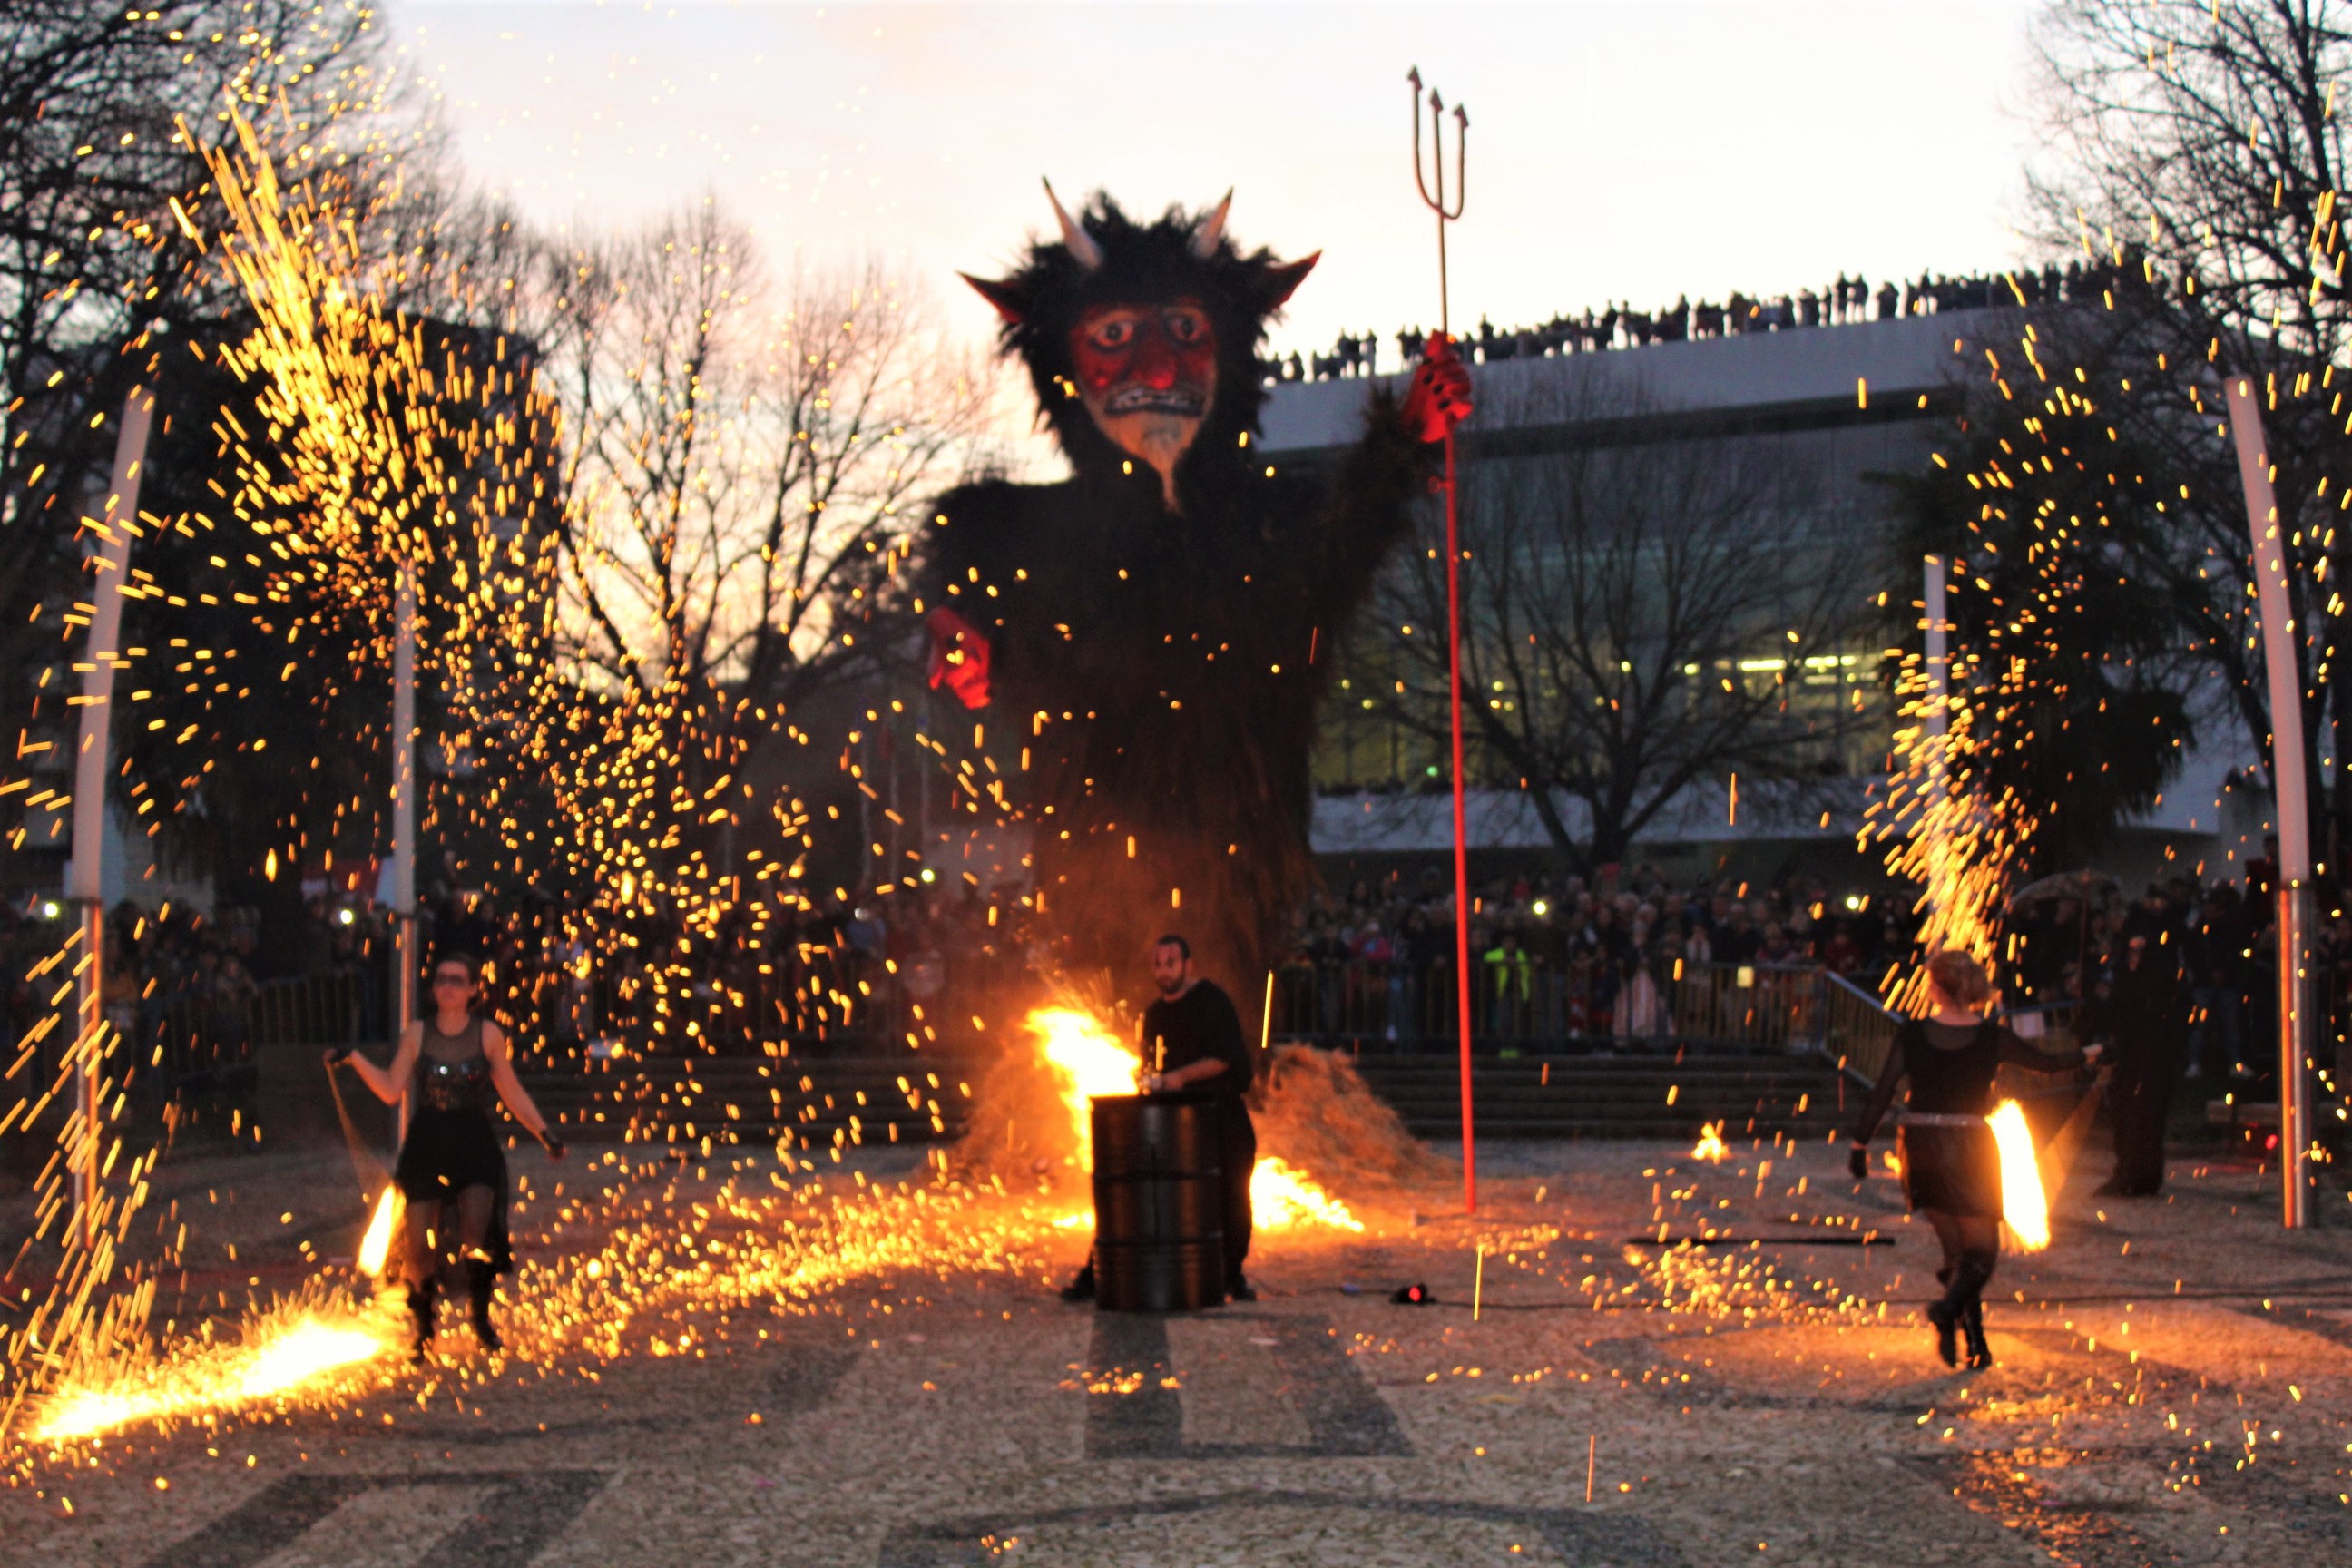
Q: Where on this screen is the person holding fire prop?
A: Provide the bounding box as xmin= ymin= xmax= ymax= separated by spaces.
xmin=1848 ymin=950 xmax=2099 ymax=1369
xmin=328 ymin=951 xmax=565 ymax=1360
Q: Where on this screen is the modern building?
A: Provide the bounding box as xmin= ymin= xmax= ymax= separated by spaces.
xmin=1260 ymin=306 xmax=2267 ymax=894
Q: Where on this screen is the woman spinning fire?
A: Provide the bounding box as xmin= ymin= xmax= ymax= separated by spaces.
xmin=328 ymin=952 xmax=564 ymax=1360
xmin=1847 ymin=950 xmax=2097 ymax=1369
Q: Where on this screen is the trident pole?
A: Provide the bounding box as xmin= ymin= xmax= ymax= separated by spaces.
xmin=1410 ymin=67 xmax=1476 ymax=1212
xmin=2220 ymin=374 xmax=2315 ymax=1230
xmin=69 ymin=387 xmax=154 ymax=1247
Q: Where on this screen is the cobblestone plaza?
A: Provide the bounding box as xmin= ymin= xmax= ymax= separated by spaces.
xmin=5 ymin=1135 xmax=2347 ymax=1567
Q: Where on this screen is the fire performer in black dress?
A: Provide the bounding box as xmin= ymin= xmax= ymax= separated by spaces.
xmin=329 ymin=952 xmax=564 ymax=1359
xmin=1847 ymin=950 xmax=2097 ymax=1369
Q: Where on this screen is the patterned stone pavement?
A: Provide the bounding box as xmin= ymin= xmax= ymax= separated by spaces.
xmin=5 ymin=1133 xmax=2349 ymax=1567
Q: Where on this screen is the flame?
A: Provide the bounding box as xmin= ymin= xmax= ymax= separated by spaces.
xmin=1250 ymin=1156 xmax=1363 ymax=1232
xmin=1024 ymin=1005 xmax=1138 ymax=1170
xmin=29 ymin=1314 xmax=391 ymax=1443
xmin=357 ymin=1185 xmax=402 ymax=1276
xmin=1024 ymin=1007 xmax=1358 ymax=1232
xmin=1987 ymin=1099 xmax=2050 ymax=1251
xmin=1690 ymin=1122 xmax=1730 ymax=1161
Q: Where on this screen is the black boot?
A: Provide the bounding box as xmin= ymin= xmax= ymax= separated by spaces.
xmin=1945 ymin=1249 xmax=1997 ymax=1370
xmin=1962 ymin=1300 xmax=1994 ymax=1369
xmin=1928 ymin=1250 xmax=1996 ymax=1369
xmin=405 ymin=1278 xmax=436 ymax=1364
xmin=1926 ymin=1298 xmax=1960 ymax=1367
xmin=466 ymin=1258 xmax=503 ymax=1353
xmin=1059 ymin=1261 xmax=1096 ymax=1304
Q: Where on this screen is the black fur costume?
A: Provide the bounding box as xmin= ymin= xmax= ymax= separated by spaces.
xmin=916 ymin=193 xmax=1436 ymax=1006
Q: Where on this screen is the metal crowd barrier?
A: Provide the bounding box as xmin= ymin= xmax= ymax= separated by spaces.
xmin=1269 ymin=956 xmax=1882 ymax=1054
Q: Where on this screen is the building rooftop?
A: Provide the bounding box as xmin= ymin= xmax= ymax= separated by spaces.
xmin=1260 ymin=308 xmax=1996 ymax=455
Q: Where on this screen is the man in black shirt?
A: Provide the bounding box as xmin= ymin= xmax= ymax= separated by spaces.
xmin=1137 ymin=934 xmax=1258 ymax=1300
xmin=1061 ymin=934 xmax=1259 ymax=1305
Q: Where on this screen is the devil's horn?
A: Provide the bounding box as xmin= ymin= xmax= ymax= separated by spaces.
xmin=1042 ymin=179 xmax=1102 ymax=271
xmin=1191 ymin=190 xmax=1233 ymax=260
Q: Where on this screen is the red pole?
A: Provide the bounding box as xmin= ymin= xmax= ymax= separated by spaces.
xmin=1444 ymin=427 xmax=1475 ymax=1212
xmin=1411 ymin=64 xmax=1467 ymax=1212
xmin=1410 ymin=64 xmax=1475 ymax=1214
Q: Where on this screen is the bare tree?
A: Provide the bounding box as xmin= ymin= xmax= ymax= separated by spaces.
xmin=0 ymin=2 xmax=389 ymax=885
xmin=2030 ymin=0 xmax=2352 ymax=363
xmin=550 ymin=202 xmax=997 ymax=732
xmin=2026 ymin=0 xmax=2352 ymax=841
xmin=1356 ymin=376 xmax=1882 ymax=872
xmin=502 ymin=199 xmax=1000 ymax=940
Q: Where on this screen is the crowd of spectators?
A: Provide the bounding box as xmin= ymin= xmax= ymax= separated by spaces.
xmin=1259 ymin=256 xmax=2153 ymax=385
xmin=1277 ymin=865 xmax=1916 ymax=1047
xmin=13 ymin=813 xmax=2342 ymax=1086
xmin=0 ymin=898 xmax=282 ymax=1096
xmin=2007 ymin=850 xmax=2352 ymax=1091
xmin=1280 ymin=846 xmax=2352 ymax=1086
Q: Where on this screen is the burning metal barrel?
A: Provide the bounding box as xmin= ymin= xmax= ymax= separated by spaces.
xmin=1090 ymin=1093 xmax=1226 ymax=1312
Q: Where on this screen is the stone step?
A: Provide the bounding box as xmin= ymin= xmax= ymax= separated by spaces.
xmin=1346 ymin=1051 xmax=1846 ymax=1141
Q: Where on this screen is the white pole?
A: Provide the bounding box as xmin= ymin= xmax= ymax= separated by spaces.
xmin=2220 ymin=374 xmax=2315 ymax=1230
xmin=69 ymin=387 xmax=154 ymax=1247
xmin=392 ymin=563 xmax=417 ymax=1142
xmin=1924 ymin=553 xmax=1949 ymax=761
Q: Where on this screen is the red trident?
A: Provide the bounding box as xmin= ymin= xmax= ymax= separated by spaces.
xmin=1408 ymin=67 xmax=1467 ymax=333
xmin=1408 ymin=65 xmax=1477 ymax=1214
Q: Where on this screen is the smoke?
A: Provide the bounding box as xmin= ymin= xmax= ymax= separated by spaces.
xmin=1251 ymin=1044 xmax=1452 ymax=1202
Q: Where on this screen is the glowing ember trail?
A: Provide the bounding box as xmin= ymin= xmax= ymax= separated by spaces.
xmin=1690 ymin=1121 xmax=1730 ymax=1162
xmin=29 ymin=1311 xmax=394 ymax=1444
xmin=15 ymin=1169 xmax=1096 ymax=1448
xmin=1986 ymin=1100 xmax=2050 ymax=1251
xmin=1025 ymin=1006 xmax=1140 ymax=1168
xmin=1250 ymin=1157 xmax=1363 ymax=1232
xmin=356 ymin=1186 xmax=402 ymax=1278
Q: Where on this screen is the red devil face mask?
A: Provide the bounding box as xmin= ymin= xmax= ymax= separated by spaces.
xmin=1070 ymin=298 xmax=1217 ymax=509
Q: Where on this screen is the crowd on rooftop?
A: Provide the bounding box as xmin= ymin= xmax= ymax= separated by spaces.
xmin=1259 ymin=254 xmax=2157 ymax=385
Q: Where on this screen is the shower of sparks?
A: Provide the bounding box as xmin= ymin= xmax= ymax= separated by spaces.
xmin=1860 ymin=664 xmax=2021 ymax=1015
xmin=28 ymin=1307 xmax=396 ymax=1446
xmin=16 ymin=1161 xmax=1096 ymax=1450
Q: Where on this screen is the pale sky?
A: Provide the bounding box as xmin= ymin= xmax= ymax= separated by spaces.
xmin=387 ymin=0 xmax=2050 ymax=361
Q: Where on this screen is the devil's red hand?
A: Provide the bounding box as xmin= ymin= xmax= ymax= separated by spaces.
xmin=926 ymin=605 xmax=993 ymax=710
xmin=1400 ymin=332 xmax=1474 ymax=444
